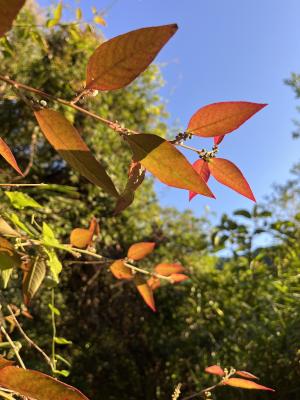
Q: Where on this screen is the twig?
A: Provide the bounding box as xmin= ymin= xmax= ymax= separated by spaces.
xmin=0 ymin=326 xmax=26 ymax=369
xmin=124 ymin=262 xmax=171 ymax=282
xmin=6 ymin=305 xmax=53 ymax=370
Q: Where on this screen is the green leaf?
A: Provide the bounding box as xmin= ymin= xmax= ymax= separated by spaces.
xmin=125 ymin=134 xmax=214 ymax=197
xmin=47 ymin=1 xmax=63 ymax=28
xmin=42 ymin=223 xmax=62 ymax=282
xmin=55 ymin=354 xmax=71 ymax=368
xmin=35 ymin=109 xmax=119 ymax=199
xmin=5 ymin=192 xmax=42 ymax=210
xmin=233 ymin=209 xmax=252 ymax=218
xmin=48 ymin=303 xmax=61 ymax=316
xmin=0 ymin=268 xmax=13 ymax=289
xmin=54 ymin=337 xmax=72 ymax=345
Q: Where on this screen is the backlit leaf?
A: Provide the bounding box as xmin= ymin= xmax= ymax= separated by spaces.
xmin=86 ymin=24 xmax=178 ymax=91
xmin=147 ymin=276 xmax=160 ymax=291
xmin=134 ymin=275 xmax=156 ymax=312
xmin=23 ymin=257 xmax=46 ymax=305
xmin=125 ymin=134 xmax=214 ymax=197
xmin=208 ymin=158 xmax=255 ymax=201
xmin=114 ymin=160 xmax=146 ymax=214
xmin=0 ymin=0 xmax=25 ymax=37
xmin=0 ymin=138 xmax=23 ymax=175
xmin=94 ymin=15 xmax=106 ymax=26
xmin=5 ymin=192 xmax=42 ymax=210
xmin=223 ymin=378 xmax=274 ymax=391
xmin=127 ymin=242 xmax=155 ymax=260
xmin=169 ymin=273 xmax=189 ymax=283
xmin=154 ymin=263 xmax=185 ymax=276
xmin=205 ymin=365 xmax=225 ymax=376
xmin=187 ymin=102 xmax=267 ymax=137
xmin=236 ymin=371 xmax=259 ymax=380
xmin=35 ymin=109 xmax=119 ymax=198
xmin=0 ymin=365 xmax=90 ymax=400
xmin=214 ymin=135 xmax=224 ymax=145
xmin=42 ymin=223 xmax=62 ymax=282
xmin=189 ymin=159 xmax=210 ymax=201
xmin=110 ymin=259 xmax=132 ymax=280
xmin=70 ymin=218 xmax=98 ymax=249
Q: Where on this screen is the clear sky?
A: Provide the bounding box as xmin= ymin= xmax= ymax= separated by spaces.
xmin=39 ymin=0 xmax=300 ymax=220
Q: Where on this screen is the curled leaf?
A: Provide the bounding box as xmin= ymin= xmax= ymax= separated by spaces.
xmin=125 ymin=134 xmax=214 ymax=197
xmin=86 ymin=24 xmax=178 ymax=91
xmin=189 ymin=159 xmax=210 ymax=201
xmin=223 ymin=378 xmax=274 ymax=391
xmin=236 ymin=371 xmax=259 ymax=380
xmin=70 ymin=217 xmax=99 ymax=249
xmin=127 ymin=242 xmax=155 ymax=260
xmin=187 ymin=102 xmax=267 ymax=137
xmin=114 ymin=160 xmax=146 ymax=214
xmin=110 ymin=259 xmax=132 ymax=280
xmin=35 ymin=109 xmax=119 ymax=199
xmin=155 ymin=263 xmax=185 ymax=276
xmin=208 ymin=158 xmax=255 ymax=201
xmin=0 ymin=0 xmax=25 ymax=37
xmin=205 ymin=365 xmax=225 ymax=376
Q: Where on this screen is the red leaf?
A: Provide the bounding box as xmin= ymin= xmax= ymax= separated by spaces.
xmin=0 ymin=138 xmax=23 ymax=175
xmin=86 ymin=24 xmax=178 ymax=91
xmin=205 ymin=365 xmax=225 ymax=376
xmin=127 ymin=242 xmax=155 ymax=260
xmin=223 ymin=378 xmax=274 ymax=391
xmin=187 ymin=102 xmax=267 ymax=137
xmin=214 ymin=135 xmax=225 ymax=145
xmin=155 ymin=263 xmax=185 ymax=276
xmin=236 ymin=371 xmax=259 ymax=380
xmin=189 ymin=159 xmax=210 ymax=201
xmin=169 ymin=273 xmax=189 ymax=283
xmin=208 ymin=158 xmax=255 ymax=201
xmin=0 ymin=365 xmax=90 ymax=400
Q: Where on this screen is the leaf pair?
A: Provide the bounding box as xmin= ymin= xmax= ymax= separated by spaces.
xmin=0 ymin=358 xmax=90 ymax=400
xmin=205 ymin=365 xmax=274 ymax=392
xmin=189 ymin=158 xmax=255 ymax=202
xmin=148 ymin=263 xmax=188 ymax=290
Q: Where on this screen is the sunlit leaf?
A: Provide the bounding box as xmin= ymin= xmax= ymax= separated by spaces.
xmin=0 ymin=218 xmax=20 ymax=238
xmin=236 ymin=371 xmax=259 ymax=380
xmin=94 ymin=15 xmax=106 ymax=26
xmin=208 ymin=158 xmax=255 ymax=201
xmin=0 ymin=268 xmax=13 ymax=289
xmin=169 ymin=273 xmax=189 ymax=283
xmin=189 ymin=159 xmax=210 ymax=201
xmin=0 ymin=138 xmax=23 ymax=175
xmin=125 ymin=134 xmax=214 ymax=197
xmin=0 ymin=365 xmax=90 ymax=400
xmin=214 ymin=135 xmax=224 ymax=145
xmin=134 ymin=275 xmax=156 ymax=312
xmin=223 ymin=378 xmax=274 ymax=391
xmin=205 ymin=365 xmax=225 ymax=376
xmin=147 ymin=276 xmax=160 ymax=291
xmin=47 ymin=1 xmax=63 ymax=28
xmin=35 ymin=109 xmax=119 ymax=198
xmin=0 ymin=358 xmax=14 ymax=369
xmin=154 ymin=263 xmax=185 ymax=276
xmin=187 ymin=102 xmax=267 ymax=137
xmin=5 ymin=192 xmax=42 ymax=210
xmin=54 ymin=337 xmax=72 ymax=345
xmin=127 ymin=242 xmax=155 ymax=260
xmin=42 ymin=223 xmax=62 ymax=282
xmin=86 ymin=24 xmax=178 ymax=91
xmin=0 ymin=0 xmax=25 ymax=37
xmin=110 ymin=259 xmax=132 ymax=280
xmin=70 ymin=218 xmax=98 ymax=249
xmin=114 ymin=160 xmax=146 ymax=214
xmin=23 ymin=257 xmax=46 ymax=305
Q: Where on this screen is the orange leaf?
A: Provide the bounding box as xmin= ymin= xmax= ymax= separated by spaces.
xmin=208 ymin=158 xmax=255 ymax=201
xmin=135 ymin=275 xmax=156 ymax=312
xmin=0 ymin=138 xmax=23 ymax=175
xmin=125 ymin=134 xmax=214 ymax=198
xmin=189 ymin=159 xmax=210 ymax=201
xmin=155 ymin=263 xmax=185 ymax=276
xmin=147 ymin=276 xmax=161 ymax=291
xmin=127 ymin=242 xmax=155 ymax=260
xmin=214 ymin=135 xmax=224 ymax=145
xmin=236 ymin=371 xmax=259 ymax=380
xmin=0 ymin=365 xmax=90 ymax=399
xmin=0 ymin=357 xmax=14 ymax=369
xmin=170 ymin=273 xmax=189 ymax=283
xmin=205 ymin=365 xmax=225 ymax=376
xmin=34 ymin=109 xmax=119 ymax=198
xmin=110 ymin=259 xmax=133 ymax=280
xmin=114 ymin=160 xmax=146 ymax=214
xmin=223 ymin=378 xmax=274 ymax=391
xmin=86 ymin=24 xmax=178 ymax=91
xmin=70 ymin=218 xmax=99 ymax=249
xmin=0 ymin=0 xmax=25 ymax=37
xmin=187 ymin=101 xmax=267 ymax=137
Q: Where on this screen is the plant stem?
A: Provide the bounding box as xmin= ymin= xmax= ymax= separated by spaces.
xmin=124 ymin=262 xmax=171 ymax=282
xmin=50 ymin=289 xmax=57 ymax=372
xmin=0 ymin=326 xmax=26 ymax=369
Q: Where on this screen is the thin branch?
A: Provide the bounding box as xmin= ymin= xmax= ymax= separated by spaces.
xmin=6 ymin=305 xmax=54 ymax=370
xmin=124 ymin=262 xmax=171 ymax=282
xmin=0 ymin=326 xmax=26 ymax=369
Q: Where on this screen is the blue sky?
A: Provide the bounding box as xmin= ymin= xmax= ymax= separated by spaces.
xmin=40 ymin=0 xmax=300 ymax=220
